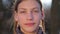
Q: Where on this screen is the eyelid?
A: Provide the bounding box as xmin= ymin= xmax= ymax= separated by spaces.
xmin=19 ymin=10 xmax=26 ymax=14
xmin=33 ymin=10 xmax=39 ymax=12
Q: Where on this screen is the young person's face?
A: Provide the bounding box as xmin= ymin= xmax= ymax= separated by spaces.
xmin=15 ymin=0 xmax=42 ymax=32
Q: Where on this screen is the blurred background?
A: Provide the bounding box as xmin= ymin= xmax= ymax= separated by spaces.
xmin=0 ymin=0 xmax=60 ymax=34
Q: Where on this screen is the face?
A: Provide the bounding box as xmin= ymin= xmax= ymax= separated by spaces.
xmin=15 ymin=0 xmax=42 ymax=33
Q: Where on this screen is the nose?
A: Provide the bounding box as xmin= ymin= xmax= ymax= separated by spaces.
xmin=27 ymin=13 xmax=33 ymax=20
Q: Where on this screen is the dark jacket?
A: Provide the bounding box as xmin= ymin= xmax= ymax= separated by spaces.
xmin=16 ymin=27 xmax=43 ymax=34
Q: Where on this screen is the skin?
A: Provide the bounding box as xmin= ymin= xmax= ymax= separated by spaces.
xmin=14 ymin=0 xmax=43 ymax=34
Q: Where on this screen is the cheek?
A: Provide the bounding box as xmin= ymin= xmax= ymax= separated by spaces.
xmin=34 ymin=14 xmax=42 ymax=24
xmin=34 ymin=13 xmax=41 ymax=21
xmin=17 ymin=14 xmax=26 ymax=24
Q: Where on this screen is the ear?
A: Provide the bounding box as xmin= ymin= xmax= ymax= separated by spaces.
xmin=41 ymin=8 xmax=45 ymax=20
xmin=14 ymin=11 xmax=18 ymax=21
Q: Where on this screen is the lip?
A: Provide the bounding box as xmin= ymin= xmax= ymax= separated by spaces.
xmin=24 ymin=23 xmax=35 ymax=27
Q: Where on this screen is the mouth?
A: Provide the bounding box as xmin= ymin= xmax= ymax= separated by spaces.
xmin=24 ymin=23 xmax=35 ymax=27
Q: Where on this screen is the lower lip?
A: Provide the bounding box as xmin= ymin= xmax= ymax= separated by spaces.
xmin=25 ymin=23 xmax=35 ymax=27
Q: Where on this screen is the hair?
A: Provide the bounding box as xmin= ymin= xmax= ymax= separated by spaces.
xmin=13 ymin=0 xmax=45 ymax=34
xmin=14 ymin=0 xmax=42 ymax=12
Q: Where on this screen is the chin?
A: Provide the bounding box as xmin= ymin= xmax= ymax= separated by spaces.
xmin=23 ymin=27 xmax=36 ymax=33
xmin=25 ymin=29 xmax=35 ymax=33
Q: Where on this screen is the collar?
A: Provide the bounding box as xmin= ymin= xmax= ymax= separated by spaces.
xmin=16 ymin=27 xmax=43 ymax=34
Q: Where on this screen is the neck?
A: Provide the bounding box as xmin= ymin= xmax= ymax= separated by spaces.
xmin=20 ymin=28 xmax=39 ymax=34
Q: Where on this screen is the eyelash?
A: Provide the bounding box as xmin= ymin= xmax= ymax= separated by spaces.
xmin=20 ymin=11 xmax=26 ymax=13
xmin=33 ymin=10 xmax=39 ymax=13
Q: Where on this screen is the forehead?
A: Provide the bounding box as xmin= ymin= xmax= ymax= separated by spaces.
xmin=17 ymin=0 xmax=40 ymax=10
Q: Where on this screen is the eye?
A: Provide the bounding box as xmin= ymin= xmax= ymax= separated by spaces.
xmin=20 ymin=11 xmax=26 ymax=14
xmin=33 ymin=10 xmax=39 ymax=13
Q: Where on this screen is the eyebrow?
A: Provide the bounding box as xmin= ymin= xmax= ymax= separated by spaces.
xmin=19 ymin=8 xmax=26 ymax=10
xmin=19 ymin=7 xmax=40 ymax=10
xmin=32 ymin=7 xmax=39 ymax=10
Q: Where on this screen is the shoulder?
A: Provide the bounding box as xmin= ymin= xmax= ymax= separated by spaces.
xmin=38 ymin=27 xmax=44 ymax=34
